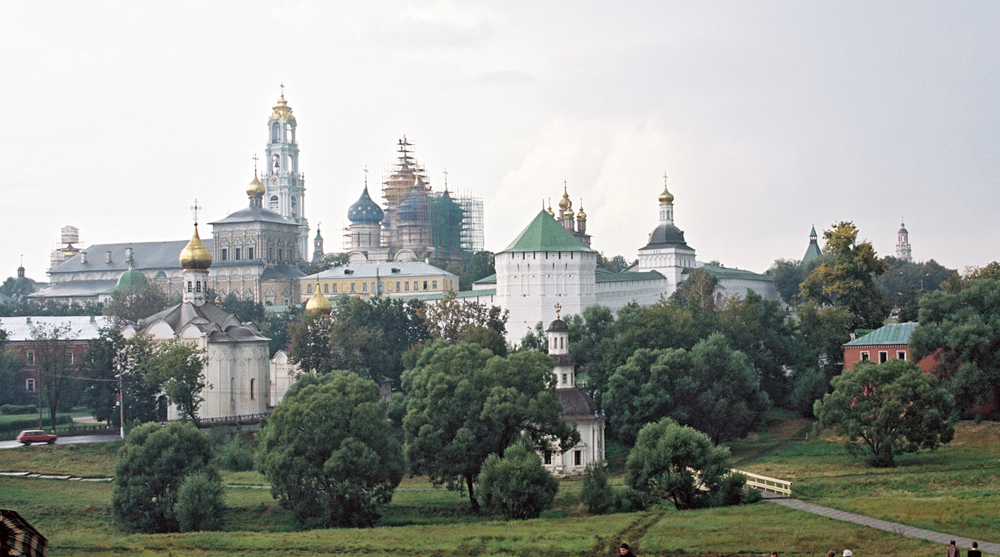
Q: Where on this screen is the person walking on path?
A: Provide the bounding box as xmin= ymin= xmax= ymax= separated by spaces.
xmin=619 ymin=543 xmax=637 ymax=557
xmin=967 ymin=542 xmax=982 ymax=557
xmin=948 ymin=540 xmax=961 ymax=557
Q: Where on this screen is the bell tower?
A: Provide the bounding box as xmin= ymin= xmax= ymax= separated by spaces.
xmin=262 ymin=85 xmax=309 ymax=260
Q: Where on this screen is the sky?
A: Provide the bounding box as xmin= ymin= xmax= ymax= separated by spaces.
xmin=1 ymin=1 xmax=998 ymax=281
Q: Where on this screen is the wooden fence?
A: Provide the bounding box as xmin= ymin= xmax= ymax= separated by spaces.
xmin=734 ymin=469 xmax=792 ymax=496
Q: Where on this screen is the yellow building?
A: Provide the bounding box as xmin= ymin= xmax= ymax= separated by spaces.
xmin=301 ymin=261 xmax=458 ymax=302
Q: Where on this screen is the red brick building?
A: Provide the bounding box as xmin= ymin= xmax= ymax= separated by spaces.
xmin=842 ymin=322 xmax=935 ymax=372
xmin=0 ymin=316 xmax=113 ymax=396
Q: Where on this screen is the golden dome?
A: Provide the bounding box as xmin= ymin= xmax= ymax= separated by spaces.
xmin=247 ymin=173 xmax=265 ymax=198
xmin=305 ymin=286 xmax=332 ymax=315
xmin=659 ymin=176 xmax=675 ymax=204
xmin=546 ymin=200 xmax=555 ymax=218
xmin=576 ymin=200 xmax=587 ymax=220
xmin=269 ymin=92 xmax=294 ymax=122
xmin=558 ymin=184 xmax=571 ymax=212
xmin=179 ymin=223 xmax=213 ymax=270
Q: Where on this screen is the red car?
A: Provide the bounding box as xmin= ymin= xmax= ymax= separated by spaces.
xmin=16 ymin=430 xmax=57 ymax=445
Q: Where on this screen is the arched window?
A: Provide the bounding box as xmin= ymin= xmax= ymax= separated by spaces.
xmin=270 ymin=196 xmax=279 ymax=212
xmin=250 ymin=378 xmax=256 ymax=400
xmin=196 ymin=281 xmax=202 ymax=293
xmin=187 ymin=281 xmax=193 ymax=293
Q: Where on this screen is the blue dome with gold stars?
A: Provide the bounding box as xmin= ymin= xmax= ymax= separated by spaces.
xmin=348 ymin=186 xmax=384 ymax=225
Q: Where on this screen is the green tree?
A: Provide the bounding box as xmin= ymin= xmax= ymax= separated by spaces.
xmin=144 ymin=340 xmax=207 ymax=424
xmin=460 ymin=250 xmax=497 ymax=290
xmin=800 ymin=222 xmax=891 ymax=329
xmin=597 ymin=253 xmax=637 ymax=273
xmin=671 ymin=267 xmax=720 ymax=311
xmin=716 ymin=291 xmax=801 ymax=407
xmin=288 ymin=311 xmax=335 ymax=374
xmin=256 ymin=372 xmax=404 ymax=528
xmin=422 ymin=292 xmax=507 ymax=343
xmin=477 ymin=441 xmax=559 ymax=520
xmin=604 ymin=333 xmax=770 ymax=444
xmin=103 ymin=283 xmax=170 ymax=325
xmin=876 ymin=257 xmax=955 ymax=322
xmin=814 ymin=359 xmax=955 ymax=467
xmin=626 ymin=418 xmax=753 ymax=510
xmin=769 ymin=259 xmax=809 ymax=305
xmin=30 ymin=322 xmax=81 ymax=428
xmin=81 ymin=330 xmax=162 ymax=427
xmin=402 ymin=341 xmax=579 ymax=511
xmin=112 ymin=422 xmax=223 ymax=533
xmin=176 ymin=470 xmax=226 ymax=532
xmin=910 ymin=278 xmax=1000 ymax=413
xmin=0 ymin=276 xmax=36 ymax=301
xmin=789 ymin=302 xmax=855 ymax=415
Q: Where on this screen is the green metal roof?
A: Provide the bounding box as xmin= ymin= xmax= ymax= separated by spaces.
xmin=595 ymin=270 xmax=664 ymax=283
xmin=399 ymin=289 xmax=496 ymax=302
xmin=473 ymin=274 xmax=497 ymax=285
xmin=700 ymin=264 xmax=773 ymax=281
xmin=843 ymin=322 xmax=918 ymax=346
xmin=501 ymin=210 xmax=594 ymax=253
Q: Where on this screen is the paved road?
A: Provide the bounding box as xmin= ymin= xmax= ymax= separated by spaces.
xmin=0 ymin=433 xmax=121 ymax=450
xmin=768 ymin=497 xmax=999 ymax=554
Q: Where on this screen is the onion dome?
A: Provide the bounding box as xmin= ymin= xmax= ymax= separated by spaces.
xmin=179 ymin=223 xmax=213 ymax=270
xmin=305 ymin=287 xmax=332 ymax=315
xmin=558 ymin=185 xmax=571 ymax=212
xmin=348 ymin=184 xmax=384 ymax=225
xmin=247 ymin=173 xmax=265 ymax=198
xmin=576 ymin=199 xmax=587 ymax=221
xmin=269 ymin=91 xmax=294 ymax=122
xmin=898 ymin=221 xmax=908 ymax=234
xmin=658 ymin=181 xmax=674 ymax=204
xmin=546 ymin=200 xmax=555 ymax=218
xmin=399 ymin=182 xmax=428 ymax=222
xmin=115 ymin=260 xmax=148 ymax=292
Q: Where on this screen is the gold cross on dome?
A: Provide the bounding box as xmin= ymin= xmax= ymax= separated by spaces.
xmin=554 ymin=303 xmax=562 ymax=319
xmin=190 ymin=199 xmax=202 ymax=224
xmin=663 ymin=172 xmax=668 ymax=186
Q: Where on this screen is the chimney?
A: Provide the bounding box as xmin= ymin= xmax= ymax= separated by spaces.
xmin=80 ymin=251 xmax=87 ymax=264
xmin=105 ymin=251 xmax=112 ymax=263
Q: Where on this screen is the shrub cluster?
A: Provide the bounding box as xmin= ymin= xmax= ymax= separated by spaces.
xmin=0 ymin=404 xmax=37 ymax=415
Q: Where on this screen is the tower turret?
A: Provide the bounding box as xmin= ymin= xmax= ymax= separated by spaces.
xmin=179 ymin=202 xmax=212 ymax=306
xmin=262 ymin=86 xmax=309 ymax=260
xmin=896 ymin=221 xmax=912 ymax=262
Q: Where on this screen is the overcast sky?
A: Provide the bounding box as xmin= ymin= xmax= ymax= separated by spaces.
xmin=2 ymin=1 xmax=998 ymax=281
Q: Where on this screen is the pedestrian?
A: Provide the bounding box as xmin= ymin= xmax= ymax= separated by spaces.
xmin=948 ymin=540 xmax=960 ymax=557
xmin=843 ymin=550 xmax=853 ymax=557
xmin=827 ymin=551 xmax=836 ymax=557
xmin=619 ymin=542 xmax=637 ymax=557
xmin=967 ymin=542 xmax=981 ymax=557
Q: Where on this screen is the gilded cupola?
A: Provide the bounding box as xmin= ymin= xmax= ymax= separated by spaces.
xmin=269 ymin=91 xmax=295 ymax=122
xmin=179 ymin=223 xmax=213 ymax=270
xmin=305 ymin=285 xmax=332 ymax=315
xmin=576 ymin=199 xmax=587 ymax=221
xmin=247 ymin=172 xmax=266 ymax=198
xmin=658 ymin=176 xmax=675 ymax=205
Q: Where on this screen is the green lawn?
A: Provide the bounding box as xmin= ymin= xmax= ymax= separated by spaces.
xmin=743 ymin=421 xmax=1000 ymax=542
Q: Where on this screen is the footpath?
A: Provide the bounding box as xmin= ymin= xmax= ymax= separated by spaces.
xmin=764 ymin=495 xmax=999 ymax=555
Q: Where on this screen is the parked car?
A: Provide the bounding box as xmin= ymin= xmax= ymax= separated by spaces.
xmin=15 ymin=430 xmax=57 ymax=445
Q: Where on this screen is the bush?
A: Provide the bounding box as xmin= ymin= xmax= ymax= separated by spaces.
xmin=581 ymin=462 xmax=651 ymax=515
xmin=214 ymin=436 xmax=254 ymax=472
xmin=0 ymin=415 xmax=71 ymax=436
xmin=112 ymin=422 xmax=222 ymax=533
xmin=477 ymin=442 xmax=559 ymax=520
xmin=176 ymin=470 xmax=226 ymax=532
xmin=0 ymin=404 xmax=37 ymax=415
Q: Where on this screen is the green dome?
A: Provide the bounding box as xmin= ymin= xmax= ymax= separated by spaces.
xmin=115 ymin=262 xmax=149 ymax=292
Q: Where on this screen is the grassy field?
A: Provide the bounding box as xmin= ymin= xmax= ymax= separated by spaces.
xmin=743 ymin=421 xmax=1000 ymax=542
xmin=0 ymin=419 xmax=996 ymax=555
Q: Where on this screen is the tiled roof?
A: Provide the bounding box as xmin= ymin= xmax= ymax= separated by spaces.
xmin=595 ymin=270 xmax=664 ymax=283
xmin=843 ymin=322 xmax=919 ymax=346
xmin=555 ymin=388 xmax=602 ymax=420
xmin=400 ymin=289 xmax=496 ymax=302
xmin=28 ymin=280 xmax=118 ymax=299
xmin=501 ymin=210 xmax=594 ymax=253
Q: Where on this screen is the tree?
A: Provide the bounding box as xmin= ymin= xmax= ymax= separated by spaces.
xmin=30 ymin=322 xmax=80 ymax=429
xmin=790 ymin=301 xmax=855 ymax=415
xmin=597 ymin=253 xmax=637 ymax=274
xmin=910 ymin=278 xmax=1000 ymax=413
xmin=256 ymin=372 xmax=404 ymax=528
xmin=814 ymin=359 xmax=955 ymax=467
xmin=800 ymin=222 xmax=891 ymax=330
xmin=103 ymin=283 xmax=170 ymax=325
xmin=0 ymin=276 xmax=36 ymax=301
xmin=716 ymin=291 xmax=801 ymax=407
xmin=626 ymin=418 xmax=754 ymax=510
xmin=460 ymin=250 xmax=497 ymax=291
xmin=671 ymin=267 xmax=720 ymax=311
xmin=81 ymin=329 xmax=162 ymax=427
xmin=422 ymin=292 xmax=507 ymax=343
xmin=144 ymin=340 xmax=207 ymax=423
xmin=288 ymin=311 xmax=335 ymax=375
xmin=769 ymin=259 xmax=809 ymax=305
xmin=604 ymin=333 xmax=770 ymax=444
xmin=477 ymin=441 xmax=559 ymax=520
xmin=112 ymin=422 xmax=223 ymax=533
xmin=402 ymin=341 xmax=579 ymax=511
xmin=876 ymin=257 xmax=955 ymax=322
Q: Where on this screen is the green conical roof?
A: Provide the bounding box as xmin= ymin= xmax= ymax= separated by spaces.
xmin=803 ymin=226 xmax=822 ymax=264
xmin=501 ymin=210 xmax=594 ymax=253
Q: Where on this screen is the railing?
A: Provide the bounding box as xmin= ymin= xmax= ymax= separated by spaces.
xmin=186 ymin=412 xmax=272 ymax=427
xmin=734 ymin=470 xmax=792 ymax=496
